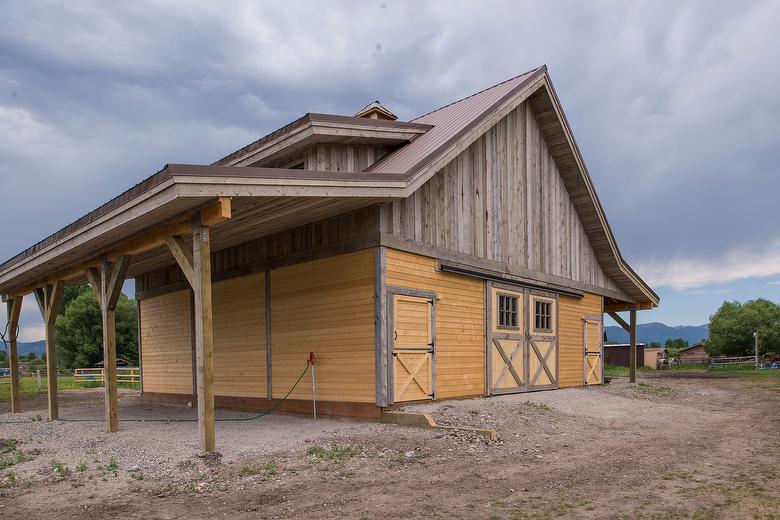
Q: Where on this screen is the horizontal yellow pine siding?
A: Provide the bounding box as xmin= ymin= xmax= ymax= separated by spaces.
xmin=271 ymin=250 xmax=375 ymax=403
xmin=385 ymin=249 xmax=485 ymax=399
xmin=558 ymin=292 xmax=603 ymax=388
xmin=140 ymin=290 xmax=193 ymax=395
xmin=212 ymin=273 xmax=266 ymax=398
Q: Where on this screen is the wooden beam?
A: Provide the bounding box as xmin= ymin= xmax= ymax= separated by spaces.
xmin=6 ymin=297 xmax=23 ymax=413
xmin=607 ymin=311 xmax=630 ymax=333
xmin=191 ymin=215 xmax=216 ymax=453
xmin=34 ymin=280 xmax=63 ymax=420
xmin=629 ymin=309 xmax=637 ymax=383
xmin=604 ymin=302 xmax=653 ymax=312
xmin=92 ymin=255 xmax=131 ymax=433
xmin=9 ymin=197 xmax=232 ymax=297
xmin=165 ymin=236 xmax=195 ymax=287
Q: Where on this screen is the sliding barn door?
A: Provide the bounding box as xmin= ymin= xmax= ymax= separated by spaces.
xmin=392 ymin=293 xmax=435 ymax=402
xmin=486 ymin=284 xmax=559 ymax=395
xmin=487 ymin=286 xmax=526 ymax=394
xmin=527 ymin=294 xmax=559 ymax=390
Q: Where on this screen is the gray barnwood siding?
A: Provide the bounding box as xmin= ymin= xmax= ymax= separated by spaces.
xmin=385 ymin=101 xmax=619 ymax=292
xmin=266 ymin=144 xmax=391 ymax=172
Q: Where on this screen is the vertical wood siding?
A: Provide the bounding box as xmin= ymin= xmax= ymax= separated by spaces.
xmin=140 ymin=290 xmax=193 ymax=395
xmin=387 ymin=101 xmax=618 ymax=293
xmin=270 ymin=250 xmax=375 ymax=403
xmin=212 ymin=273 xmax=266 ymax=398
xmin=385 ymin=249 xmax=485 ymax=399
xmin=558 ymin=292 xmax=603 ymax=388
xmin=266 ymin=144 xmax=391 ymax=172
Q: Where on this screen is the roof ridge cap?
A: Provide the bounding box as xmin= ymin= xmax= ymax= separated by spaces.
xmin=411 ymin=65 xmax=545 ymax=122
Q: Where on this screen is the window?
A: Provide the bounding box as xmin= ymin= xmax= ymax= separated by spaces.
xmin=497 ymin=294 xmax=518 ymax=329
xmin=534 ymin=300 xmax=552 ymax=331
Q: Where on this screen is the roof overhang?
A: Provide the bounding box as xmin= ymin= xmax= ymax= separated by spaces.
xmin=0 ymin=164 xmax=413 ymax=297
xmin=215 ymin=113 xmax=432 ymax=167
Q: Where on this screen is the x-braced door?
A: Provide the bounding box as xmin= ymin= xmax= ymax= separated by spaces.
xmin=486 ymin=284 xmax=559 ymax=395
xmin=487 ymin=286 xmax=526 ymax=394
xmin=391 ymin=292 xmax=435 ymax=402
xmin=583 ymin=315 xmax=603 ymax=385
xmin=527 ymin=293 xmax=559 ymax=390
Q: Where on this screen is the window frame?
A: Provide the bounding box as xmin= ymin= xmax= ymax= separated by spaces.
xmin=496 ymin=292 xmax=520 ymax=330
xmin=533 ymin=299 xmax=553 ymax=333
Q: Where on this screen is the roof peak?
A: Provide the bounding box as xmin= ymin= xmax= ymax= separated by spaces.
xmin=354 ymin=100 xmax=398 ymax=121
xmin=412 ymin=65 xmax=546 ymax=122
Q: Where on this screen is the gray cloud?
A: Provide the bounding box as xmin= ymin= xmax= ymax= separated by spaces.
xmin=1 ymin=0 xmax=778 ymax=337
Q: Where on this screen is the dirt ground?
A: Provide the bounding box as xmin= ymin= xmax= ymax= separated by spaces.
xmin=1 ymin=372 xmax=778 ymax=519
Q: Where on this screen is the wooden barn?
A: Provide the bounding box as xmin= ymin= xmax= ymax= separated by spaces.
xmin=0 ymin=66 xmax=658 ymax=452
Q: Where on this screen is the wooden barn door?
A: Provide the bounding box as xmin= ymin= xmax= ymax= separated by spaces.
xmin=486 ymin=284 xmax=559 ymax=395
xmin=527 ymin=293 xmax=559 ymax=390
xmin=583 ymin=316 xmax=603 ymax=385
xmin=487 ymin=285 xmax=526 ymax=394
xmin=391 ymin=292 xmax=435 ymax=402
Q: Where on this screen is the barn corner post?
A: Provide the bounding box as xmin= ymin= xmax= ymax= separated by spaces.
xmin=87 ymin=255 xmax=131 ymax=433
xmin=192 ymin=213 xmax=216 ymax=454
xmin=6 ymin=297 xmax=23 ymax=412
xmin=34 ymin=279 xmax=64 ymax=421
xmin=629 ymin=307 xmax=637 ymax=383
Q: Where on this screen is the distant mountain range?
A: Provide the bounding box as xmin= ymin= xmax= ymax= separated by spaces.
xmin=0 ymin=340 xmax=46 ymax=357
xmin=605 ymin=322 xmax=709 ymax=346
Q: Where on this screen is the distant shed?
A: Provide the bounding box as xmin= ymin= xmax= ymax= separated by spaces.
xmin=679 ymin=344 xmax=709 ymax=365
xmin=604 ymin=343 xmax=646 ymax=368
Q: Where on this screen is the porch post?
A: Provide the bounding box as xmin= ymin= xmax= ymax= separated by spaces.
xmin=6 ymin=297 xmax=23 ymax=413
xmin=87 ymin=255 xmax=130 ymax=433
xmin=192 ymin=215 xmax=215 ymax=453
xmin=34 ymin=280 xmax=64 ymax=421
xmin=629 ymin=307 xmax=637 ymax=383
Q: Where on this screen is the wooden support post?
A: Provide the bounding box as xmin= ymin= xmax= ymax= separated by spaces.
xmin=34 ymin=280 xmax=64 ymax=420
xmin=192 ymin=216 xmax=215 ymax=453
xmin=629 ymin=308 xmax=637 ymax=383
xmin=6 ymin=297 xmax=23 ymax=413
xmin=87 ymin=256 xmax=130 ymax=433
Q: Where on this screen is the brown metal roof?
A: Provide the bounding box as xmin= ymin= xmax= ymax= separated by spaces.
xmin=367 ymin=66 xmax=544 ymax=175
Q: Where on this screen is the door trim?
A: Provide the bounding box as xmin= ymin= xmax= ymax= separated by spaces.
xmin=386 ymin=286 xmax=437 ymax=404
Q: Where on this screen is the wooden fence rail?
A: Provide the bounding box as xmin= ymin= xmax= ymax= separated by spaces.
xmin=74 ymin=367 xmax=141 ymax=385
xmin=709 ymin=356 xmax=756 ymax=367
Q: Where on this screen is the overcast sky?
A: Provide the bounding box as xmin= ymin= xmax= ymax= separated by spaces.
xmin=1 ymin=0 xmax=779 ymax=341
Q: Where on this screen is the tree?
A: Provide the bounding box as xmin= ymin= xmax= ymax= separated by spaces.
xmin=708 ymin=299 xmax=780 ymax=357
xmin=0 ymin=349 xmax=7 ymax=368
xmin=664 ymin=338 xmax=689 ymax=350
xmin=649 ymin=341 xmax=662 ymax=349
xmin=26 ymin=352 xmax=38 ymax=361
xmin=58 ymin=284 xmax=91 ymax=316
xmin=55 ymin=288 xmax=138 ymax=369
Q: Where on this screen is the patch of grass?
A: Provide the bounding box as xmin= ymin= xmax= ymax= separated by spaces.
xmin=51 ymin=459 xmax=69 ymax=479
xmin=0 ymin=375 xmax=140 ymax=400
xmin=662 ymin=469 xmax=698 ymax=481
xmin=76 ymin=459 xmax=87 ymax=472
xmin=336 ymin=470 xmax=355 ymax=480
xmin=0 ymin=439 xmax=33 ymax=471
xmin=129 ymin=468 xmax=144 ymax=481
xmin=523 ymin=401 xmax=552 ymax=412
xmin=238 ymin=464 xmax=259 ymax=477
xmin=3 ymin=469 xmax=17 ymax=487
xmin=636 ymin=382 xmax=675 ymax=398
xmin=262 ymin=462 xmax=278 ymax=477
xmin=306 ymin=445 xmax=363 ymax=464
xmin=107 ymin=457 xmax=119 ymax=476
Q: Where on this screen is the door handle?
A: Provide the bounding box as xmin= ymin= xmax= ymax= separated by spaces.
xmin=394 ymin=331 xmax=398 ymax=340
